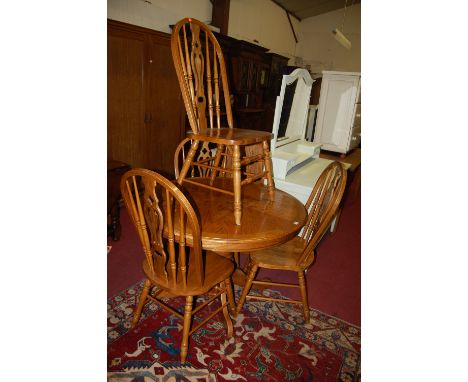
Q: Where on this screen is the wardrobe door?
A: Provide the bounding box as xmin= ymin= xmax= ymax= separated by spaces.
xmin=108 ymin=26 xmax=148 ymax=167
xmin=145 ymin=34 xmax=185 ymax=177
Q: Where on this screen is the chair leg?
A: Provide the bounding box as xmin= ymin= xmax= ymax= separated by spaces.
xmin=180 ymin=295 xmax=194 ymax=364
xmin=131 ymin=279 xmax=151 ymax=328
xmin=224 ymin=277 xmax=236 ymax=315
xmin=177 ymin=140 xmax=199 ymax=185
xmin=233 ymin=252 xmax=240 ymax=266
xmin=298 ymin=271 xmax=310 ymax=323
xmin=242 ymin=253 xmax=252 ymax=274
xmin=232 ymin=144 xmax=242 ymax=225
xmin=220 ymin=281 xmax=234 ymax=337
xmin=262 ymin=140 xmax=275 ymax=193
xmin=235 ymin=264 xmax=258 ymax=316
xmin=209 ymin=143 xmax=225 ymax=184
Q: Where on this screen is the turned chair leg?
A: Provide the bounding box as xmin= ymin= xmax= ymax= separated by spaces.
xmin=220 ymin=281 xmax=234 ymax=337
xmin=235 ymin=264 xmax=258 ymax=316
xmin=177 ymin=140 xmax=199 ymax=185
xmin=180 ymin=295 xmax=193 ymax=364
xmin=132 ymin=279 xmax=151 ymax=328
xmin=224 ymin=277 xmax=236 ymax=316
xmin=262 ymin=140 xmax=275 ymax=193
xmin=232 ymin=145 xmax=242 ymax=225
xmin=298 ymin=271 xmax=310 ymax=323
xmin=209 ymin=143 xmax=225 ymax=184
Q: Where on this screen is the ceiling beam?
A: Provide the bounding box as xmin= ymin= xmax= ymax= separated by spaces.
xmin=286 ymin=11 xmax=298 ymax=43
xmin=211 ymin=0 xmax=230 ymax=35
xmin=270 ymin=0 xmax=302 ymax=21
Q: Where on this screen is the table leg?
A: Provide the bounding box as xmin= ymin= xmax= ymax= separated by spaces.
xmin=216 ymin=251 xmax=247 ymax=287
xmin=230 ymin=252 xmax=271 ymax=290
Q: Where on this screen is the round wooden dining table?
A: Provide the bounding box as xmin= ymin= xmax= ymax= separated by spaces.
xmin=181 ymin=178 xmax=307 ymax=253
xmin=164 ymin=177 xmax=307 ymax=286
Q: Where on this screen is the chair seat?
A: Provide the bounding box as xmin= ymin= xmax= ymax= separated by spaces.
xmin=143 ymin=251 xmax=235 ymax=296
xmin=188 ymin=128 xmax=273 ymax=145
xmin=250 ymin=236 xmax=309 ymax=271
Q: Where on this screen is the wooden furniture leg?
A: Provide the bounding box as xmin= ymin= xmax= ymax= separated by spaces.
xmin=298 ymin=271 xmax=310 ymax=323
xmin=132 ymin=279 xmax=151 ymax=328
xmin=177 ymin=140 xmax=199 ymax=184
xmin=180 ymin=295 xmax=194 ymax=364
xmin=262 ymin=140 xmax=275 ymax=193
xmin=209 ymin=144 xmax=225 ymax=184
xmin=232 ymin=145 xmax=242 ymax=225
xmin=233 ymin=252 xmax=240 ymax=266
xmin=224 ymin=277 xmax=236 ymax=315
xmin=220 ymin=281 xmax=234 ymax=336
xmin=235 ymin=264 xmax=258 ymax=316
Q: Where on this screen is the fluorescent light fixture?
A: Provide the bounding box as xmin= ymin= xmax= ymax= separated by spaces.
xmin=332 ymin=28 xmax=352 ymax=50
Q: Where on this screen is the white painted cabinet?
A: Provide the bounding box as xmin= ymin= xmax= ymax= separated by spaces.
xmin=313 ymin=71 xmax=361 ymax=154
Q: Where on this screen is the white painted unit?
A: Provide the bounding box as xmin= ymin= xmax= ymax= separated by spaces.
xmin=269 ymin=69 xmax=352 ymax=232
xmin=271 ymin=69 xmax=322 ymax=180
xmin=313 ymin=71 xmax=361 ymax=154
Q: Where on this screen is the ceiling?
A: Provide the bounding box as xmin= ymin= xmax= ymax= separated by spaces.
xmin=271 ymin=0 xmax=361 ymax=20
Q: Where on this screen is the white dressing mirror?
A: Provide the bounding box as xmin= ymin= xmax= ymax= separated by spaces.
xmin=271 ymin=68 xmax=314 ymax=152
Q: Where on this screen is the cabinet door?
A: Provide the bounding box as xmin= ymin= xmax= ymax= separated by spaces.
xmin=249 ymin=61 xmax=259 ymax=92
xmin=145 ymin=34 xmax=185 ymax=176
xmin=108 ymin=21 xmax=186 ymax=176
xmin=232 ymin=57 xmax=251 ymax=92
xmin=314 ymin=75 xmax=359 ymax=153
xmin=108 ymin=27 xmax=148 ymax=167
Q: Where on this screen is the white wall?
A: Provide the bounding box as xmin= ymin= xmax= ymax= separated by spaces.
xmin=107 ymin=0 xmax=212 ymax=33
xmin=228 ymin=0 xmax=299 ymax=60
xmin=107 ymin=0 xmax=299 ymax=61
xmin=107 ymin=0 xmax=360 ymax=72
xmin=296 ymin=4 xmax=361 ymax=74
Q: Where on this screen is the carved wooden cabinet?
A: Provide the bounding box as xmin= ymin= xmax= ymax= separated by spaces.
xmin=228 ymin=40 xmax=270 ymax=131
xmin=107 ymin=20 xmax=186 ymax=177
xmin=230 ymin=41 xmax=268 ymax=109
xmin=262 ymin=53 xmax=290 ymax=132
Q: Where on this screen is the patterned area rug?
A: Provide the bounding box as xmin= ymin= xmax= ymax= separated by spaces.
xmin=108 ymin=280 xmax=360 ymax=381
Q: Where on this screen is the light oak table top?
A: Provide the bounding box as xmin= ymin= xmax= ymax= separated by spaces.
xmin=179 ymin=178 xmax=307 ymax=253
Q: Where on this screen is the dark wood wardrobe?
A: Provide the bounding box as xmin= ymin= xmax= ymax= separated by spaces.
xmin=108 ymin=19 xmax=289 ymax=176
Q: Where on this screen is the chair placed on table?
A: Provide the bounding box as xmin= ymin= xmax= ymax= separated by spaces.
xmin=174 ymin=137 xmax=241 ymax=265
xmin=235 ymin=161 xmax=347 ymax=323
xmin=171 ymin=17 xmax=275 ymax=226
xmin=120 ymin=168 xmax=236 ymax=363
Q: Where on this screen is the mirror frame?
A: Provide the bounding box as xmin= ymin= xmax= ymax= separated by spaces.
xmin=271 ymin=68 xmax=314 ymax=152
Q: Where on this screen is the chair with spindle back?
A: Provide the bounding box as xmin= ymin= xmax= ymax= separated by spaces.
xmin=120 ymin=168 xmax=236 ymax=363
xmin=235 ymin=162 xmax=347 ymax=323
xmin=171 ymin=18 xmax=275 ymax=226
